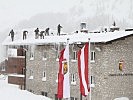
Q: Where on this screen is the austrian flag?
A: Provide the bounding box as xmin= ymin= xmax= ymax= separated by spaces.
xmin=78 ymin=43 xmax=90 ymax=96
xmin=57 ymin=44 xmax=70 ymax=99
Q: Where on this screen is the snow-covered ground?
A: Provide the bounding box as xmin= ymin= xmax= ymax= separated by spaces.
xmin=0 ymin=74 xmax=52 ymax=100
xmin=0 ymin=74 xmax=130 ymax=100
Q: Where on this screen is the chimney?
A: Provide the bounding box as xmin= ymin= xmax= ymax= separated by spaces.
xmin=80 ymin=22 xmax=88 ymax=33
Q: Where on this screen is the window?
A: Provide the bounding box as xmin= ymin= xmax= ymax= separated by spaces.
xmin=41 ymin=91 xmax=44 ymax=96
xmin=29 ymin=89 xmax=34 ymax=93
xmin=42 ymin=71 xmax=46 ymax=81
xmin=71 ymin=97 xmax=74 ymax=100
xmin=56 ymin=72 xmax=58 ymax=83
xmin=71 ymin=51 xmax=77 ymax=62
xmin=71 ymin=97 xmax=78 ymax=100
xmin=73 ymin=51 xmax=77 ymax=60
xmin=71 ymin=74 xmax=76 ymax=85
xmin=90 ymin=76 xmax=95 ymax=87
xmin=56 ymin=52 xmax=59 ymax=61
xmin=42 ymin=51 xmax=47 ymax=60
xmin=91 ymin=51 xmax=95 ymax=62
xmin=29 ymin=70 xmax=34 ymax=80
xmin=44 ymin=92 xmax=48 ymax=97
xmin=1 ymin=66 xmax=5 ymax=71
xmin=56 ymin=44 xmax=60 ymax=61
xmin=119 ymin=60 xmax=124 ymax=71
xmin=30 ymin=45 xmax=35 ymax=60
xmin=30 ymin=52 xmax=34 ymax=60
xmin=43 ymin=71 xmax=46 ymax=77
xmin=71 ymin=74 xmax=75 ymax=82
xmin=41 ymin=91 xmax=48 ymax=97
xmin=55 ymin=94 xmax=58 ymax=100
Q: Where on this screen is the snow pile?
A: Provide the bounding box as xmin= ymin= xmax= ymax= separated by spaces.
xmin=0 ymin=74 xmax=6 ymax=80
xmin=114 ymin=97 xmax=129 ymax=100
xmin=0 ymin=74 xmax=51 ymax=100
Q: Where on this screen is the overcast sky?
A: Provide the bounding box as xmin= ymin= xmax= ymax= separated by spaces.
xmin=0 ymin=0 xmax=133 ymax=33
xmin=0 ymin=0 xmax=81 ymax=32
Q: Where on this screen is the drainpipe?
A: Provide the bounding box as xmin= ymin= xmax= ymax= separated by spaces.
xmin=23 ymin=48 xmax=27 ymax=90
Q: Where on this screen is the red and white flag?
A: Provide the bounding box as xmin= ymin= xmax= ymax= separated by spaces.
xmin=77 ymin=43 xmax=90 ymax=96
xmin=57 ymin=44 xmax=70 ymax=98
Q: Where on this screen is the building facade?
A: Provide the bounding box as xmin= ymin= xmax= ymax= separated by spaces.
xmin=2 ymin=26 xmax=133 ymax=100
xmin=0 ymin=59 xmax=8 ymax=74
xmin=25 ymin=34 xmax=133 ymax=100
xmin=0 ymin=46 xmax=26 ymax=89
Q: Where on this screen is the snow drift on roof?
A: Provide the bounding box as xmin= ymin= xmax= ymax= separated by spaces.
xmin=2 ymin=28 xmax=133 ymax=45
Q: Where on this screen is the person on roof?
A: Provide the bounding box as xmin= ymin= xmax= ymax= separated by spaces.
xmin=9 ymin=29 xmax=14 ymax=41
xmin=23 ymin=31 xmax=28 ymax=40
xmin=57 ymin=24 xmax=62 ymax=36
xmin=34 ymin=28 xmax=39 ymax=39
xmin=40 ymin=31 xmax=45 ymax=39
xmin=45 ymin=28 xmax=50 ymax=36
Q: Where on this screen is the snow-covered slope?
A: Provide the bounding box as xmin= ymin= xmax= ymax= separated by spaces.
xmin=0 ymin=75 xmax=51 ymax=100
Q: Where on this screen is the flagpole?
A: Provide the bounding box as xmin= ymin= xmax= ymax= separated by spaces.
xmin=88 ymin=38 xmax=91 ymax=100
xmin=80 ymin=93 xmax=82 ymax=100
xmin=67 ymin=38 xmax=70 ymax=100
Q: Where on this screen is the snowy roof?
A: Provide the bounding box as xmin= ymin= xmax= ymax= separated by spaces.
xmin=2 ymin=28 xmax=133 ymax=45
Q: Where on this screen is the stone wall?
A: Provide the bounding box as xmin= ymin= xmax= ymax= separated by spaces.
xmin=91 ymin=36 xmax=133 ymax=100
xmin=26 ymin=35 xmax=133 ymax=100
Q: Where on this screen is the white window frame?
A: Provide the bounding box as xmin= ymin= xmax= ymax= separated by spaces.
xmin=42 ymin=71 xmax=46 ymax=81
xmin=91 ymin=51 xmax=95 ymax=62
xmin=71 ymin=74 xmax=76 ymax=85
xmin=71 ymin=51 xmax=77 ymax=62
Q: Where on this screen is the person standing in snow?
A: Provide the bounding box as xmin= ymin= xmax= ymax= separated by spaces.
xmin=34 ymin=28 xmax=39 ymax=39
xmin=9 ymin=29 xmax=14 ymax=41
xmin=45 ymin=27 xmax=50 ymax=36
xmin=57 ymin=24 xmax=62 ymax=36
xmin=23 ymin=31 xmax=28 ymax=40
